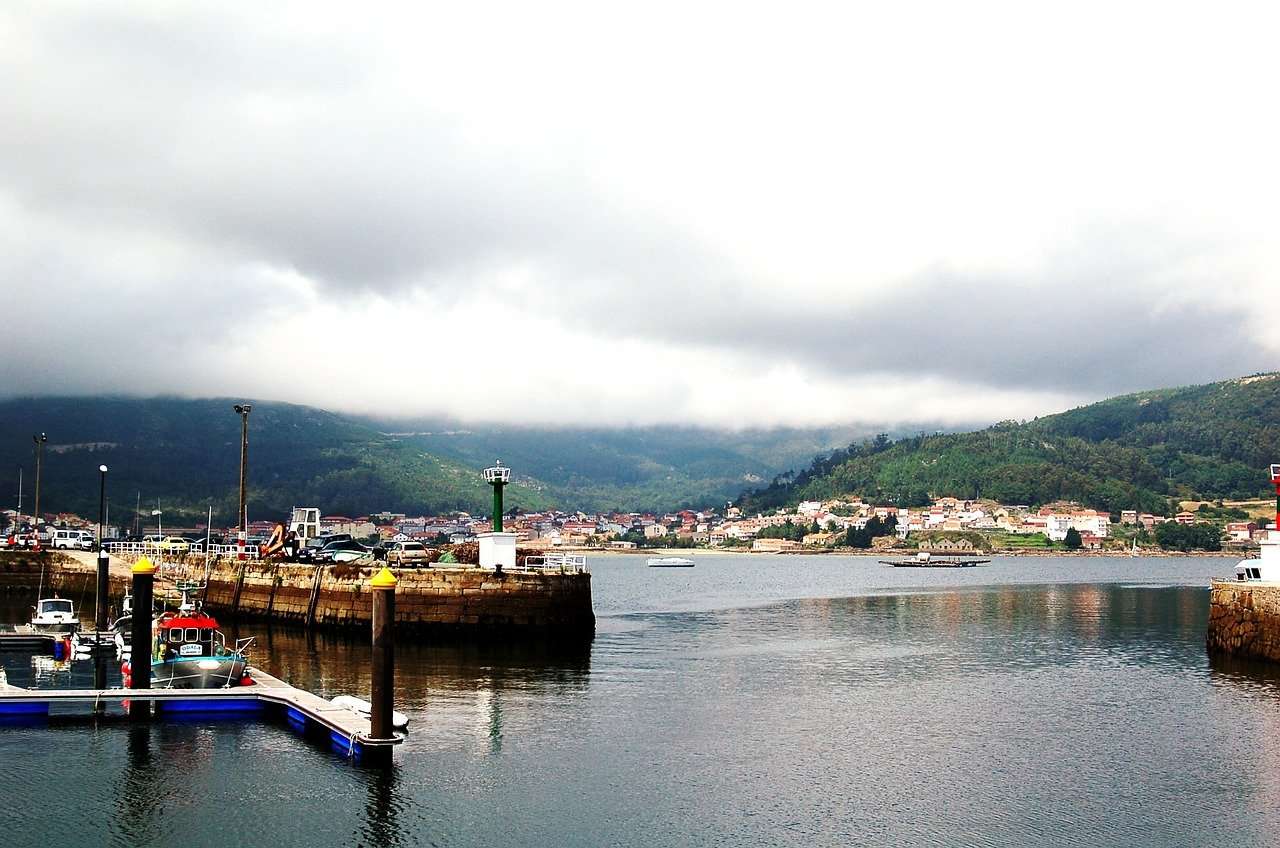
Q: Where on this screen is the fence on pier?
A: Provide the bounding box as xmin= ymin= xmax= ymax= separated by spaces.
xmin=105 ymin=541 xmax=261 ymax=563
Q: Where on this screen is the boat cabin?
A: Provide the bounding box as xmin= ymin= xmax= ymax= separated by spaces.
xmin=155 ymin=613 xmax=223 ymax=660
xmin=35 ymin=599 xmax=74 ymax=619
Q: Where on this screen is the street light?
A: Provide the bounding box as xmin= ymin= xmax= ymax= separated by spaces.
xmin=234 ymin=404 xmax=252 ymax=561
xmin=96 ymin=464 xmax=108 ymax=633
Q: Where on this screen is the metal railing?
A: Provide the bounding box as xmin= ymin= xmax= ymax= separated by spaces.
xmin=517 ymin=553 xmax=589 ymax=574
xmin=105 ymin=541 xmax=261 ymax=563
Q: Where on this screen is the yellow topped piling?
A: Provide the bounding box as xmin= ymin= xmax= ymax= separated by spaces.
xmin=132 ymin=556 xmax=156 ymax=575
xmin=370 ymin=566 xmax=397 ymax=589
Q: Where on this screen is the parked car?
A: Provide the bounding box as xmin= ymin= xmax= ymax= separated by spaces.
xmin=313 ymin=538 xmax=370 ymax=563
xmin=297 ymin=533 xmax=356 ymax=562
xmin=385 ymin=540 xmax=431 ymax=566
xmin=142 ymin=535 xmax=190 ymax=552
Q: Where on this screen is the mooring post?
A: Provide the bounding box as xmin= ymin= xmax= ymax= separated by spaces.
xmin=370 ymin=566 xmax=397 ymax=741
xmin=129 ymin=556 xmax=156 ymax=720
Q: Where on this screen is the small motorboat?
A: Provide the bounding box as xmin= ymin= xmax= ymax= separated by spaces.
xmin=31 ymin=597 xmax=80 ymax=634
xmin=647 ymin=556 xmax=695 ymax=567
xmin=330 ymin=695 xmax=409 ymax=731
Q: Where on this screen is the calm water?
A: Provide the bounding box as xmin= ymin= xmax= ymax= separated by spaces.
xmin=3 ymin=554 xmax=1279 ymax=847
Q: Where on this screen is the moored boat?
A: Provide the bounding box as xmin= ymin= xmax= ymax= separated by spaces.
xmin=330 ymin=694 xmax=410 ymax=731
xmin=647 ymin=556 xmax=695 ymax=567
xmin=119 ymin=583 xmax=254 ymax=689
xmin=30 ymin=597 xmax=80 ymax=635
xmin=150 ymin=608 xmax=251 ymax=688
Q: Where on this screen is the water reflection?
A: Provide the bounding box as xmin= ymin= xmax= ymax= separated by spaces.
xmin=19 ymin=570 xmax=1280 ymax=847
xmin=359 ymin=764 xmax=404 ymax=848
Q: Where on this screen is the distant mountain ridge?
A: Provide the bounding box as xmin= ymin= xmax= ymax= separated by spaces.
xmin=739 ymin=373 xmax=1280 ymax=514
xmin=0 ymin=397 xmax=933 ymax=524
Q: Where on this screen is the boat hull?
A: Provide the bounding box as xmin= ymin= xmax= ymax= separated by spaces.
xmin=152 ymin=656 xmax=247 ymax=689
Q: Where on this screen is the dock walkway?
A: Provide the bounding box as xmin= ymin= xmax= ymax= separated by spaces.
xmin=0 ymin=666 xmax=402 ymax=762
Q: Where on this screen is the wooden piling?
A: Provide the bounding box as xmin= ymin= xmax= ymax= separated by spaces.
xmin=369 ymin=567 xmax=397 ymax=742
xmin=129 ymin=556 xmax=155 ymax=719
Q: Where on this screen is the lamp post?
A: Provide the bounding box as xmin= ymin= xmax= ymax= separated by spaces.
xmin=96 ymin=465 xmax=109 ymax=632
xmin=482 ymin=460 xmax=511 ymax=533
xmin=234 ymin=404 xmax=252 ymax=561
xmin=32 ymin=433 xmax=46 ymax=537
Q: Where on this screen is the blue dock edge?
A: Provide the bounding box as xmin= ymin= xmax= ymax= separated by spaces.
xmin=0 ymin=667 xmax=403 ymax=765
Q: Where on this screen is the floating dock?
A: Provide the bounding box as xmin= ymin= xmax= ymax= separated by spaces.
xmin=0 ymin=667 xmax=403 ymax=764
xmin=0 ymin=625 xmax=60 ymax=652
xmin=880 ymin=556 xmax=991 ymax=568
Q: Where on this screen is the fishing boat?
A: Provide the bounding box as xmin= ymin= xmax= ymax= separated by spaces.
xmin=647 ymin=556 xmax=695 ymax=567
xmin=121 ymin=582 xmax=254 ymax=689
xmin=30 ymin=597 xmax=80 ymax=635
xmin=149 ymin=608 xmax=252 ymax=688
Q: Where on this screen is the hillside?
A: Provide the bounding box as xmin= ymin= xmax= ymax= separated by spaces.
xmin=362 ymin=421 xmax=908 ymax=514
xmin=0 ymin=397 xmax=921 ymax=524
xmin=739 ymin=373 xmax=1280 ymax=514
xmin=0 ymin=398 xmax=554 ymax=526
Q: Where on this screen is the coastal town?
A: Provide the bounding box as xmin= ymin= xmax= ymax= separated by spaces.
xmin=6 ymin=492 xmax=1270 ymax=556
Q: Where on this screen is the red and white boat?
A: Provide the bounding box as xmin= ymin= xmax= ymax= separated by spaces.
xmin=121 ymin=582 xmax=254 ymax=689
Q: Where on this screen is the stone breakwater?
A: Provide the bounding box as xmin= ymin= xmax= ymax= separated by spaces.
xmin=168 ymin=559 xmax=595 ymax=636
xmin=1206 ymin=580 xmax=1280 ymax=661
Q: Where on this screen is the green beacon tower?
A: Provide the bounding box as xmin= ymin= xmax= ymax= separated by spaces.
xmin=483 ymin=460 xmax=511 ymax=532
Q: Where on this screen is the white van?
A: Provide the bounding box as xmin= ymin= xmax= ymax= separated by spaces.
xmin=51 ymin=529 xmax=85 ymax=549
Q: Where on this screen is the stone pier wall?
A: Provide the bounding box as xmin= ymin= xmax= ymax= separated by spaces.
xmin=1207 ymin=581 xmax=1280 ymax=662
xmin=0 ymin=550 xmax=129 ymax=594
xmin=166 ymin=560 xmax=595 ymax=635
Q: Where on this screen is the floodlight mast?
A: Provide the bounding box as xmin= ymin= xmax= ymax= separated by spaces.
xmin=234 ymin=404 xmax=252 ymax=560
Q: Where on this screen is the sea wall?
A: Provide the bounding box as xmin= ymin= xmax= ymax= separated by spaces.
xmin=0 ymin=550 xmax=129 ymax=594
xmin=1206 ymin=581 xmax=1280 ymax=662
xmin=167 ymin=560 xmax=595 ymax=636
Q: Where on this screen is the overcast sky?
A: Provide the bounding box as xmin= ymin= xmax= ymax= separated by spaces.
xmin=1 ymin=1 xmax=1276 ymax=428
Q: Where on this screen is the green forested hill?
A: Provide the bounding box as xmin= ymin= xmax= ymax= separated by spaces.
xmin=0 ymin=397 xmax=897 ymax=524
xmin=739 ymin=373 xmax=1280 ymax=514
xmin=0 ymin=398 xmax=554 ymax=526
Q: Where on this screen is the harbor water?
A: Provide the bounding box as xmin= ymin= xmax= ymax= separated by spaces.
xmin=3 ymin=554 xmax=1279 ymax=847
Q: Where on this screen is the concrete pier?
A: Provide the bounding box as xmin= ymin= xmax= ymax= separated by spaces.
xmin=180 ymin=559 xmax=594 ymax=635
xmin=1206 ymin=580 xmax=1280 ymax=661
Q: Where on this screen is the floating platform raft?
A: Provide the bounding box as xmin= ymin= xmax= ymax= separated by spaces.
xmin=879 ymin=555 xmax=991 ymax=568
xmin=0 ymin=625 xmax=60 ymax=652
xmin=0 ymin=667 xmax=403 ymax=764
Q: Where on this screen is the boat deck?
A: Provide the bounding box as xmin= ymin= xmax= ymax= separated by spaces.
xmin=0 ymin=666 xmax=403 ymax=761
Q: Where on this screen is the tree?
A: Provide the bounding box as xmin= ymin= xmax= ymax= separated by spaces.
xmin=1064 ymin=527 xmax=1083 ymax=549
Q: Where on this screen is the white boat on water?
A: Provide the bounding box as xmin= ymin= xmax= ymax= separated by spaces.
xmin=31 ymin=597 xmax=79 ymax=634
xmin=330 ymin=695 xmax=409 ymax=731
xmin=647 ymin=556 xmax=695 ymax=567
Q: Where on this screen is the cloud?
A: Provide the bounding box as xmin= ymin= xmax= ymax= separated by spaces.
xmin=0 ymin=1 xmax=1277 ymax=427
